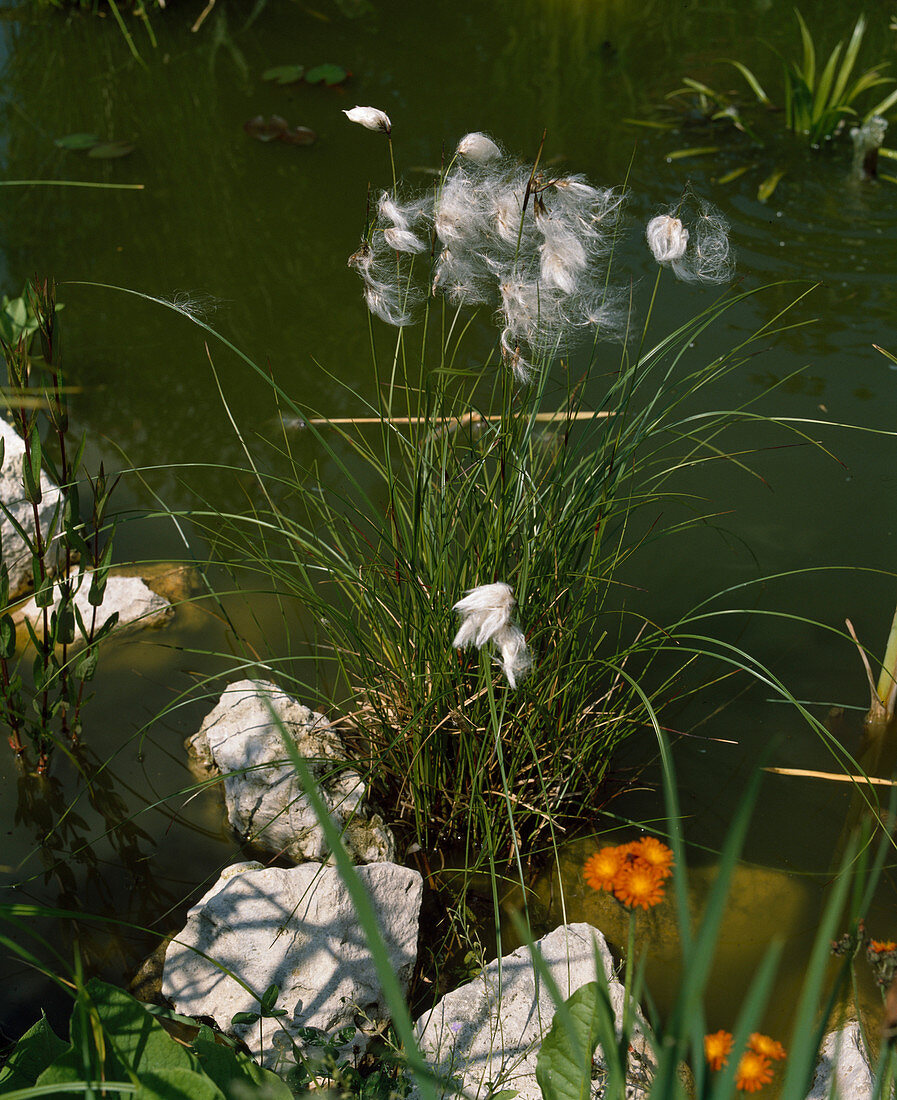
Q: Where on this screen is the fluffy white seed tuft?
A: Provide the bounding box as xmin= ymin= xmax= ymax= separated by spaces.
xmin=452 ymin=582 xmax=532 ymax=688
xmin=343 ymin=106 xmax=392 ymax=134
xmin=456 ymin=131 xmax=502 ymax=164
xmin=646 ymin=215 xmax=689 ymax=264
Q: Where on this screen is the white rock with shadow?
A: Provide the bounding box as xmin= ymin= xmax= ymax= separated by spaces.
xmin=806 ymin=1021 xmax=876 ymax=1099
xmin=413 ymin=922 xmax=655 ymax=1100
xmin=162 ymin=860 xmax=422 ymax=1071
xmin=185 ymin=679 xmax=395 ymax=865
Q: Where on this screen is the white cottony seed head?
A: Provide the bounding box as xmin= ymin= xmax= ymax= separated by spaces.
xmin=646 ymin=215 xmax=689 ymax=264
xmin=343 ymin=106 xmax=392 ymax=134
xmin=452 ymin=582 xmax=533 ymax=688
xmin=456 ymin=131 xmax=502 ymax=164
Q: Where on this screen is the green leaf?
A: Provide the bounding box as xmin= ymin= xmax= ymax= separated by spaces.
xmin=22 ymin=425 xmax=42 ymax=506
xmin=0 ymin=1013 xmax=69 ymax=1092
xmin=130 ymin=1067 xmax=225 ymax=1099
xmin=230 ymin=1011 xmax=260 ymax=1027
xmin=72 ymin=978 xmax=199 ymax=1079
xmin=74 ymin=646 xmax=99 ymax=682
xmin=0 ymin=615 xmax=15 ymax=660
xmin=757 ymin=167 xmax=786 ymax=202
xmin=262 ymin=64 xmax=305 ymax=84
xmin=54 ymin=133 xmax=101 ymax=151
xmin=87 ymin=141 xmax=135 ymax=159
xmin=722 ymin=58 xmax=772 ymax=105
xmin=665 ymin=146 xmax=720 ymax=160
xmin=535 ymin=982 xmax=607 ymax=1100
xmin=304 ymin=63 xmax=348 ymax=85
xmin=191 ymin=1027 xmax=292 ymax=1099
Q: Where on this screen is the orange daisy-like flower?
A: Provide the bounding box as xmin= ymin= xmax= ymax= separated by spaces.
xmin=870 ymin=940 xmax=897 ymax=953
xmin=735 ymin=1051 xmax=774 ymax=1093
xmin=613 ymin=860 xmax=666 ymax=910
xmin=583 ymin=846 xmax=625 ymax=892
xmin=748 ymin=1033 xmax=786 ymax=1061
xmin=631 ymin=836 xmax=675 ymax=878
xmin=704 ymin=1030 xmax=733 ymax=1071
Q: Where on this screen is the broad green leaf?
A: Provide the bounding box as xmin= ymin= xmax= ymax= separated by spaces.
xmin=304 ymin=63 xmax=348 ymax=85
xmin=191 ymin=1027 xmax=292 ymax=1099
xmin=133 ymin=1067 xmax=225 ymax=1100
xmin=0 ymin=1014 xmax=68 ymax=1092
xmin=54 ymin=133 xmax=100 ymax=151
xmin=535 ymin=982 xmax=606 ymax=1100
xmin=230 ymin=1011 xmax=260 ymax=1027
xmin=262 ymin=64 xmax=305 ymax=84
xmin=87 ymin=142 xmax=135 ymax=159
xmin=71 ymin=978 xmax=199 ymax=1079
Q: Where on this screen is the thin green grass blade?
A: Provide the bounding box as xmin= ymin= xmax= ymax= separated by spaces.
xmin=829 ymin=13 xmax=867 ymax=107
xmin=779 ymin=834 xmax=859 ymax=1098
xmin=812 ymin=42 xmax=844 ymax=129
xmin=723 ymin=59 xmax=773 ymax=105
xmin=795 ymin=9 xmax=816 ymax=91
xmin=866 ymin=84 xmax=897 ymax=120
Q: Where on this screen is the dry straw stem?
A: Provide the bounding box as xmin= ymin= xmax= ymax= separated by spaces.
xmin=305 ymin=409 xmax=613 ymax=427
xmin=763 ymin=766 xmax=897 ymax=787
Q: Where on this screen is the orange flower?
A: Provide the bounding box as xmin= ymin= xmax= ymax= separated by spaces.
xmin=749 ymin=1033 xmax=786 ymax=1061
xmin=583 ymin=846 xmax=625 ymax=891
xmin=704 ymin=1030 xmax=733 ymax=1071
xmin=735 ymin=1051 xmax=774 ymax=1092
xmin=631 ymin=836 xmax=675 ymax=878
xmin=870 ymin=940 xmax=897 ymax=953
xmin=613 ymin=860 xmax=666 ymax=910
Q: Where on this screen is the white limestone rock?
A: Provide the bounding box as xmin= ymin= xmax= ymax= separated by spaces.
xmin=0 ymin=419 xmax=63 ymax=600
xmin=413 ymin=922 xmax=655 ymax=1100
xmin=185 ymin=679 xmax=395 ymax=864
xmin=806 ymin=1021 xmax=875 ymax=1099
xmin=162 ymin=860 xmax=422 ymax=1072
xmin=18 ymin=575 xmax=172 ymax=641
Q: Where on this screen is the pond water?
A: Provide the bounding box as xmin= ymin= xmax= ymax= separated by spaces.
xmin=1 ymin=0 xmax=897 ymax=1062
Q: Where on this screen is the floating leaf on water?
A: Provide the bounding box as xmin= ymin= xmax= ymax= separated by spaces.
xmin=262 ymin=64 xmax=305 ymax=85
xmin=666 ymin=146 xmax=720 ymax=160
xmin=879 ymin=146 xmax=897 ymax=160
xmin=54 ymin=133 xmax=101 ymax=150
xmin=757 ymin=167 xmax=786 ymax=202
xmin=304 ymin=63 xmax=348 ymax=85
xmin=87 ymin=141 xmax=135 ymax=159
xmin=879 ymin=172 xmax=897 ymax=185
xmin=244 ymin=115 xmax=288 ymax=142
xmin=717 ymin=164 xmax=754 ymax=184
xmin=280 ymin=126 xmax=317 ymax=146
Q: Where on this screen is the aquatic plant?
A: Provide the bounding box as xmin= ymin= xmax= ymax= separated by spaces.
xmin=0 ymin=279 xmax=120 ymax=772
xmin=659 ymin=10 xmax=897 ymax=198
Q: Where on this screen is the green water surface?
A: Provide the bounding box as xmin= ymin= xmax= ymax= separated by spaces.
xmin=1 ymin=0 xmax=897 ymax=1056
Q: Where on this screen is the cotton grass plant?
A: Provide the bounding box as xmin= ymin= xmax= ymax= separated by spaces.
xmin=157 ymin=115 xmax=832 ymax=872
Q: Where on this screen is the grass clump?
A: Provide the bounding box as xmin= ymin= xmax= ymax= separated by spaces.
xmin=171 ymin=119 xmax=816 ymax=869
